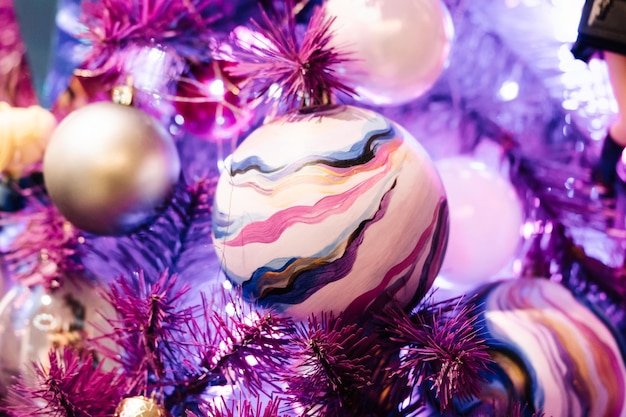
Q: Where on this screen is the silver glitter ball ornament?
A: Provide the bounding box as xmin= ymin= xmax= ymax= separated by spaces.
xmin=43 ymin=102 xmax=180 ymax=235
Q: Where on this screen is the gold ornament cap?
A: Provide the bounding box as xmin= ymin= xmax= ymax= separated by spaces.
xmin=115 ymin=396 xmax=171 ymax=417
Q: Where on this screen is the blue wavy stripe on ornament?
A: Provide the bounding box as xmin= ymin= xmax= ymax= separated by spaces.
xmin=220 ymin=170 xmax=396 ymax=281
xmin=239 ymin=178 xmax=398 ymax=309
xmin=240 ymin=190 xmax=448 ymax=314
xmin=212 ymin=162 xmax=399 ymax=281
xmin=211 ymin=124 xmax=397 ymax=242
xmin=225 ymin=125 xmax=396 ymax=177
xmin=212 ymin=125 xmax=398 ymax=247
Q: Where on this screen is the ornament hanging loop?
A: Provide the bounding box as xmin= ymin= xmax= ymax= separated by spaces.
xmin=112 ymin=76 xmax=135 ymax=106
xmin=300 ymin=84 xmax=332 ymax=110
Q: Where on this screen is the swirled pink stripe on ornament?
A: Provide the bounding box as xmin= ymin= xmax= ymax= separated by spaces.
xmin=224 ymin=151 xmax=395 ymax=247
xmin=345 ymin=197 xmax=446 ymax=315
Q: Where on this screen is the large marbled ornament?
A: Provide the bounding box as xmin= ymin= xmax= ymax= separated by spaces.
xmin=212 ymin=105 xmax=448 ymax=320
xmin=462 ymin=278 xmax=626 ymax=417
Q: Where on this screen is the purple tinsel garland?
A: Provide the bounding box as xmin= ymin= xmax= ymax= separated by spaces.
xmin=381 ymin=298 xmax=494 ymax=413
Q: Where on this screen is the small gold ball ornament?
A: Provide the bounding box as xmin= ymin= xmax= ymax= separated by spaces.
xmin=42 ymin=101 xmax=180 ymax=235
xmin=115 ymin=396 xmax=171 ymax=417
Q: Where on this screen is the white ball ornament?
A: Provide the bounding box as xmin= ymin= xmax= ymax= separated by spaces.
xmin=435 ymin=156 xmax=524 ymax=286
xmin=43 ymin=102 xmax=181 ymax=235
xmin=212 ymin=105 xmax=449 ymax=320
xmin=325 ymin=0 xmax=454 ymax=106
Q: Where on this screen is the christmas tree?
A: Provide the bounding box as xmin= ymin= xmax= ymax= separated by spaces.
xmin=0 ymin=1 xmax=625 ymax=416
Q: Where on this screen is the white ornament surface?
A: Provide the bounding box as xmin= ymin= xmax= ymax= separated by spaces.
xmin=212 ymin=105 xmax=448 ymax=319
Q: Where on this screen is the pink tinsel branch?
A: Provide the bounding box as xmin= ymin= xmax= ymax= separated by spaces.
xmin=3 ymin=204 xmax=85 ymax=290
xmin=380 ymin=297 xmax=494 ymax=413
xmin=2 ymin=347 xmax=123 ymax=417
xmin=0 ymin=0 xmax=37 ymax=106
xmin=188 ymin=397 xmax=286 ymax=417
xmin=79 ymin=0 xmax=219 ymax=69
xmin=228 ymin=3 xmax=356 ymax=112
xmin=176 ymin=288 xmax=295 ymax=401
xmin=92 ymin=270 xmax=194 ymax=395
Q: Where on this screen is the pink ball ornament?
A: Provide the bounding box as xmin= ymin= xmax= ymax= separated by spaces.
xmin=325 ymin=0 xmax=454 ymax=106
xmin=174 ymin=60 xmax=251 ymax=141
xmin=212 ymin=105 xmax=449 ymax=320
xmin=435 ymin=156 xmax=523 ymax=286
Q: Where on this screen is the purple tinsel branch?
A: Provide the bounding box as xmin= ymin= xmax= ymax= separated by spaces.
xmin=3 ymin=204 xmax=85 ymax=290
xmin=380 ymin=298 xmax=494 ymax=413
xmin=86 ymin=177 xmax=216 ymax=286
xmin=79 ymin=0 xmax=220 ymax=68
xmin=283 ymin=312 xmax=375 ymax=416
xmin=149 ymin=178 xmax=216 ymax=281
xmin=228 ymin=2 xmax=356 ymax=112
xmin=2 ymin=347 xmax=123 ymax=417
xmin=508 ymin=149 xmax=626 ymax=302
xmin=174 ymin=288 xmax=295 ymax=404
xmin=92 ymin=270 xmax=194 ymax=396
xmin=188 ymin=397 xmax=286 ymax=417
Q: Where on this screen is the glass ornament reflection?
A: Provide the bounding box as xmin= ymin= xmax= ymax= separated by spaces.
xmin=0 ymin=274 xmax=115 ymax=394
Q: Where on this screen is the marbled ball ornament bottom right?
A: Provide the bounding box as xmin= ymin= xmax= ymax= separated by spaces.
xmin=460 ymin=278 xmax=626 ymax=417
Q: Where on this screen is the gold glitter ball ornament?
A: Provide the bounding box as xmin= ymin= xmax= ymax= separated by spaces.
xmin=115 ymin=396 xmax=171 ymax=417
xmin=42 ymin=101 xmax=180 ymax=235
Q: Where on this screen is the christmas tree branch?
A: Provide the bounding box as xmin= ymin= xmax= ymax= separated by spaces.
xmin=2 ymin=347 xmax=123 ymax=417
